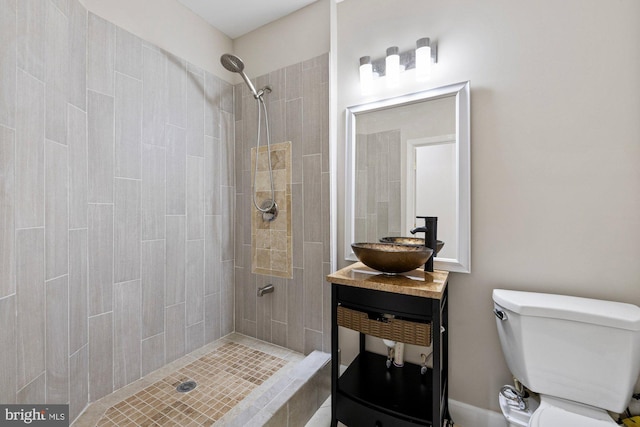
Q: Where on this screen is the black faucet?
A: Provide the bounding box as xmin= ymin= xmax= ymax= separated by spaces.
xmin=410 ymin=216 xmax=437 ymax=272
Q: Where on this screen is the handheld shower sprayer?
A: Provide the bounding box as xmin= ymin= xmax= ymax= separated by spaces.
xmin=220 ymin=53 xmax=277 ymax=216
xmin=220 ymin=54 xmax=260 ymax=98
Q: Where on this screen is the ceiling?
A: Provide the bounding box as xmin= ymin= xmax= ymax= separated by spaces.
xmin=177 ymin=0 xmax=319 ymax=39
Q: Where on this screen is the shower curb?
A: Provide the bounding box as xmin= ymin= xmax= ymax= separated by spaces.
xmin=221 ymin=350 xmax=331 ymax=427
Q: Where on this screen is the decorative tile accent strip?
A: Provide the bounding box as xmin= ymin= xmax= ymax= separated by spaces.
xmin=95 ymin=343 xmax=287 ymax=426
xmin=251 ymin=141 xmax=293 ymax=278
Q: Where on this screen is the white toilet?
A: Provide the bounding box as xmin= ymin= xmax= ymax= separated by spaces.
xmin=493 ymin=289 xmax=640 ymax=426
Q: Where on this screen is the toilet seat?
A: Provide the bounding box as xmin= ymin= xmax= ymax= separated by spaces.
xmin=529 ymin=402 xmax=618 ymax=427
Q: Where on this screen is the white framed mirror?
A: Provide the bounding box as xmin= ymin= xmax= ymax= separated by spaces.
xmin=345 ymin=81 xmax=470 ymax=273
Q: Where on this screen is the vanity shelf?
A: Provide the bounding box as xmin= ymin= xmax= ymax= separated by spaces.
xmin=327 ymin=263 xmax=450 ymax=427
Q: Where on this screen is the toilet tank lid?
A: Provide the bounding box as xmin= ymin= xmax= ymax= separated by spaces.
xmin=493 ymin=289 xmax=640 ymax=331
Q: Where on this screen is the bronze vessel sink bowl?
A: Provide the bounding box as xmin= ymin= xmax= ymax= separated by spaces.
xmin=351 ymin=242 xmax=434 ymax=274
xmin=379 ymin=237 xmax=445 ymax=255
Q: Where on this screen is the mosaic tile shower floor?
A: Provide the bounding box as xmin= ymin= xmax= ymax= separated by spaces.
xmin=96 ymin=342 xmax=286 ymax=426
xmin=73 ymin=335 xmax=304 ymax=427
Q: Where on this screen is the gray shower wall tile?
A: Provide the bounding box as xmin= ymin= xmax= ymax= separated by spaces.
xmin=322 ymin=262 xmax=332 ymax=353
xmin=45 ymin=140 xmax=69 ymax=280
xmin=88 ymin=204 xmax=113 ymax=316
xmin=0 ymin=0 xmax=16 ymax=128
xmin=286 ymin=268 xmax=304 ymax=354
xmin=187 ymin=69 xmax=205 ymax=157
xmin=304 ymin=329 xmax=323 ymax=355
xmin=221 ymin=186 xmax=235 ymax=261
xmin=166 ymin=125 xmax=187 ymax=215
xmin=0 ymin=295 xmax=16 ymax=404
xmin=114 ymin=279 xmax=141 ymax=390
xmin=46 ymin=275 xmax=69 ymax=404
xmin=67 ymin=0 xmax=86 ymax=110
xmin=51 ymin=0 xmax=69 ymax=17
xmin=221 ymin=80 xmax=234 ymax=114
xmin=142 ymin=46 xmax=166 ymax=146
xmin=141 ymin=333 xmax=164 ymax=377
xmin=186 ymin=155 xmax=204 ymax=240
xmin=303 ymin=242 xmax=323 ymax=333
xmin=15 ymin=68 xmax=44 ymax=229
xmin=17 ymin=0 xmax=46 ymax=82
xmin=16 ymin=228 xmax=45 ymax=391
xmin=115 ymin=27 xmax=142 ymax=80
xmin=204 ymin=292 xmax=221 ymax=344
xmin=285 ymin=98 xmax=303 ymax=184
xmin=165 ymin=215 xmax=186 ymax=306
xmin=186 ymin=321 xmax=204 ymax=354
xmin=166 ymin=54 xmax=186 ymax=128
xmin=115 ymin=72 xmax=142 ymax=179
xmin=16 ymin=373 xmax=45 ymax=405
xmin=205 ymin=73 xmax=221 ymax=138
xmin=142 ymin=240 xmax=165 ymax=339
xmin=87 ymin=13 xmax=115 ymax=95
xmin=302 ymin=66 xmax=324 ymax=156
xmin=186 ymin=239 xmax=204 ymax=327
xmin=221 ymin=110 xmax=235 ymax=186
xmin=141 ymin=143 xmax=166 ymax=240
xmin=221 ymin=260 xmax=235 ymax=336
xmin=45 ymin=2 xmax=68 ymax=145
xmin=291 ymin=183 xmax=304 ymax=268
xmin=322 ymin=172 xmax=331 ymax=262
xmin=303 ymin=154 xmax=322 ymax=243
xmin=88 ymin=312 xmax=113 ymax=401
xmin=69 ymin=229 xmax=88 ymax=354
xmin=114 ymin=178 xmax=141 ymax=283
xmin=205 ymin=215 xmax=222 ymax=296
xmin=269 ymin=98 xmax=286 ymax=146
xmin=205 ymin=136 xmax=221 ymax=215
xmin=0 ymin=126 xmax=15 ymax=298
xmin=268 ymin=68 xmax=285 ymax=102
xmin=87 ymin=90 xmax=114 ymax=204
xmin=285 ymin=63 xmax=302 ymax=100
xmin=165 ymin=303 xmax=186 ymax=363
xmin=69 ymin=345 xmax=88 ymax=422
xmin=68 ymin=104 xmax=88 ymax=229
xmin=271 ymin=277 xmax=287 ymax=324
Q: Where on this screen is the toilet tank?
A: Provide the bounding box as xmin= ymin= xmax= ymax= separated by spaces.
xmin=493 ymin=289 xmax=640 ymax=413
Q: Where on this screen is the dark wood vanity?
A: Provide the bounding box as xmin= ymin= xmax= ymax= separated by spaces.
xmin=327 ymin=263 xmax=451 ymax=427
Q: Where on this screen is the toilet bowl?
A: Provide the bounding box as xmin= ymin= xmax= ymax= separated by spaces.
xmin=493 ymin=289 xmax=640 ymax=427
xmin=528 ymin=396 xmax=617 ymax=427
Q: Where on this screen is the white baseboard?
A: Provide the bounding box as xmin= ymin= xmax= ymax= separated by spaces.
xmin=449 ymin=399 xmax=507 ymax=427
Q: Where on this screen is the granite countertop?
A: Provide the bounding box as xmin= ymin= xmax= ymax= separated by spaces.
xmin=326 ymin=262 xmax=448 ymax=299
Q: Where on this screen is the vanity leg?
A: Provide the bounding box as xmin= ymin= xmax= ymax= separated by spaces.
xmin=331 ymin=284 xmax=338 ymax=427
xmin=431 ymin=296 xmax=442 ymax=426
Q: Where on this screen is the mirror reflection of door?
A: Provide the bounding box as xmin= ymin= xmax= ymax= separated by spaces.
xmin=407 ymin=135 xmax=456 ymax=260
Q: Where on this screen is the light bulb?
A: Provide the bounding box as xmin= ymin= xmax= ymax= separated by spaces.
xmin=416 ymin=38 xmax=431 ymax=81
xmin=359 ymin=56 xmax=373 ymax=95
xmin=385 ymin=46 xmax=400 ymax=88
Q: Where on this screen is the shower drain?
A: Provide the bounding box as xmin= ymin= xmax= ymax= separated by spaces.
xmin=176 ymin=380 xmax=197 ymax=393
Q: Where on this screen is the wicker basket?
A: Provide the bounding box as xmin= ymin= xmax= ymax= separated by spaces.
xmin=337 ymin=305 xmax=432 ymax=346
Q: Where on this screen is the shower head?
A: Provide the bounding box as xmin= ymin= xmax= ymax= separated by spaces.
xmin=220 ymin=53 xmax=244 ymax=73
xmin=220 ymin=53 xmax=259 ymax=98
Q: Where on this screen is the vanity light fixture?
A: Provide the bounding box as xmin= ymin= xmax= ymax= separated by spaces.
xmin=358 ymin=38 xmax=438 ymax=93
